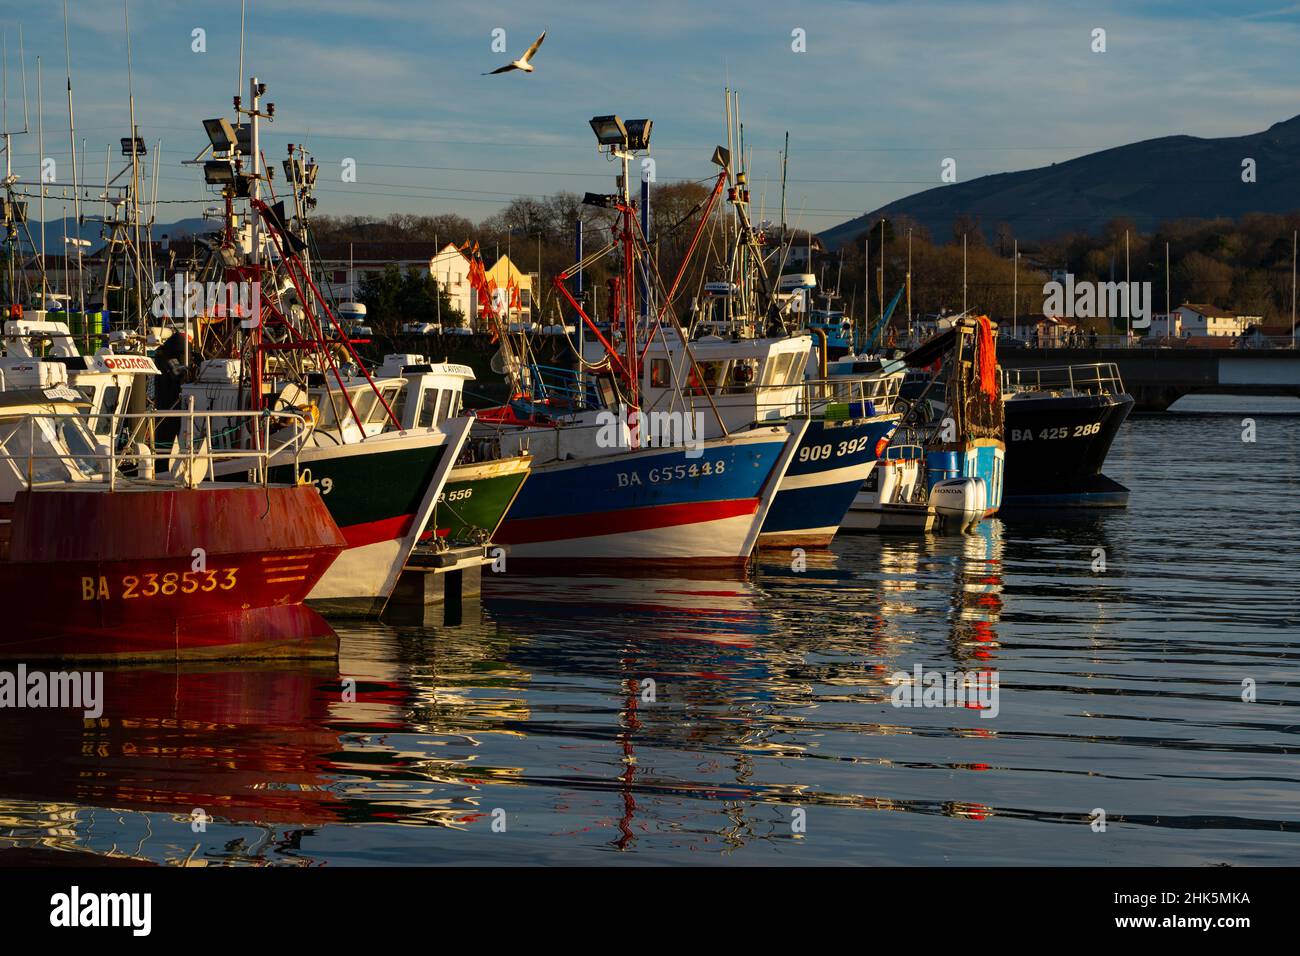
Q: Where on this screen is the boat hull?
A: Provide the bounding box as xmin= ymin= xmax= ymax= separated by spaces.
xmin=493 ymin=425 xmax=797 ymax=565
xmin=1002 ymin=391 xmax=1134 ymax=507
xmin=0 ymin=485 xmax=345 ymax=661
xmin=757 ymin=415 xmax=898 ymax=548
xmin=252 ymin=427 xmax=463 ymax=615
xmin=842 ymin=452 xmax=936 ymax=533
xmin=432 ymin=455 xmax=531 ymax=544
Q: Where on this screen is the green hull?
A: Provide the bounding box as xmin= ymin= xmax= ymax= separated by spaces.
xmin=432 ymin=457 xmax=530 ymax=544
xmin=264 ymin=440 xmax=449 ymax=545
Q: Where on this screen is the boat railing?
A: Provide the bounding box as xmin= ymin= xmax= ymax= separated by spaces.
xmin=790 ymin=375 xmax=903 ymax=418
xmin=0 ymin=405 xmax=309 ymax=492
xmin=1001 ymin=362 xmax=1127 ymax=397
xmin=882 ymin=442 xmax=925 ymax=462
xmin=728 ymin=375 xmax=903 ymax=421
xmin=526 ymin=362 xmax=605 ymax=410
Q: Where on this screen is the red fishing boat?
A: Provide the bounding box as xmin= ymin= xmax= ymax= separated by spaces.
xmin=0 ymin=389 xmax=346 ymax=661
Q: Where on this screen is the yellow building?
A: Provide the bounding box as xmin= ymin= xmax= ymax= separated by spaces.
xmin=483 ymin=254 xmax=534 ymax=325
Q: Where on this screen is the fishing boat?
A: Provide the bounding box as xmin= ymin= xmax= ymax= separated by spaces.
xmin=371 ymin=354 xmax=531 ymax=544
xmin=183 ymin=357 xmax=471 ymax=616
xmin=639 ymin=331 xmax=899 ymax=547
xmin=907 ymin=316 xmax=1005 ymax=520
xmin=0 ymin=389 xmax=345 ymax=660
xmin=491 ymin=420 xmax=805 ymax=564
xmin=834 ymin=316 xmax=1005 ymax=533
xmin=472 ymin=113 xmax=804 ymax=565
xmin=169 ymin=82 xmax=489 ymax=615
xmin=622 ymin=104 xmax=899 ymax=549
xmin=842 ymin=442 xmax=936 ymax=532
xmin=1001 ymin=363 xmax=1134 ymax=507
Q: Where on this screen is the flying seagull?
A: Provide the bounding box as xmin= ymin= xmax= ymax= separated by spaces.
xmin=483 ymin=30 xmax=546 ymax=75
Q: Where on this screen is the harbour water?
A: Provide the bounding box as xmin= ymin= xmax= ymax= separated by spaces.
xmin=1 ymin=403 xmax=1297 ymax=866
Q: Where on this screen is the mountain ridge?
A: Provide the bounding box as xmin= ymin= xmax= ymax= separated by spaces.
xmin=820 ymin=115 xmax=1300 ymax=250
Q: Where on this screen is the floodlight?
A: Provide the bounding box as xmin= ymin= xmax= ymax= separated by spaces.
xmin=203 ymin=161 xmax=236 ymax=185
xmin=625 ymin=119 xmax=652 ymax=151
xmin=203 ymin=117 xmax=238 ymax=152
xmin=589 ymin=115 xmax=627 ymax=148
xmin=582 ymin=192 xmax=618 ymax=208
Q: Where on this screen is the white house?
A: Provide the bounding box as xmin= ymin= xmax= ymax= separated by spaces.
xmin=308 ymin=240 xmax=478 ymax=327
xmin=431 ymin=243 xmax=477 ymax=328
xmin=1147 ymin=312 xmax=1182 ymax=338
xmin=1176 ymin=303 xmax=1251 ymax=338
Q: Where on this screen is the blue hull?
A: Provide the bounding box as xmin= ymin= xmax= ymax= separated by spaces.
xmin=758 ymin=416 xmax=899 ymax=547
xmin=494 ymin=429 xmax=792 ymax=563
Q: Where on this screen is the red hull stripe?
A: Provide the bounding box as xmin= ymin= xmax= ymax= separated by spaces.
xmin=497 ymin=499 xmax=759 ymax=545
xmin=339 ymin=514 xmax=416 ymax=550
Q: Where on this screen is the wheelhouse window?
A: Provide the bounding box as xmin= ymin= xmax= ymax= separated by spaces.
xmin=435 ymin=389 xmax=453 ymax=424
xmin=649 ymin=359 xmax=672 ymax=388
xmin=90 ymin=385 xmax=121 ymax=437
xmin=366 ymin=385 xmax=403 ymax=425
xmin=686 ymin=361 xmax=730 ymax=396
xmin=0 ymin=416 xmax=94 ymax=483
xmin=763 ymin=352 xmax=800 ymax=388
xmin=418 ymin=388 xmax=441 ymax=427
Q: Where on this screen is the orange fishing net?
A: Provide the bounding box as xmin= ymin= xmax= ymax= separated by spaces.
xmin=976 ymin=315 xmax=998 ymax=400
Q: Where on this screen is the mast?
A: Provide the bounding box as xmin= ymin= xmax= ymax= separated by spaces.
xmin=878 ymin=217 xmax=885 ymax=341
xmin=780 ymin=131 xmax=788 ymax=235
xmin=125 ymin=0 xmax=144 ymax=332
xmin=906 ymin=227 xmax=912 ymax=340
xmin=37 ymin=56 xmax=45 ymax=306
xmin=244 ymin=75 xmax=265 ymax=416
xmin=62 ymin=0 xmax=82 ymax=318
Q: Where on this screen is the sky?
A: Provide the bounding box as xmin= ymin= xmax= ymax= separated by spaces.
xmin=5 ymin=0 xmax=1300 ymax=235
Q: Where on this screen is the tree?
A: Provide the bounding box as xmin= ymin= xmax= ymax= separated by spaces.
xmin=358 ymin=266 xmax=461 ymax=331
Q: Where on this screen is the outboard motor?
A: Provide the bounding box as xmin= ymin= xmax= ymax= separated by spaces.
xmin=929 ymin=476 xmax=987 ymax=533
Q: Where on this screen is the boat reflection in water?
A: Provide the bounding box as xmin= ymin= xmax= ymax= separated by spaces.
xmin=0 ymin=540 xmax=1012 ymax=864
xmin=0 ymin=663 xmax=345 ymax=865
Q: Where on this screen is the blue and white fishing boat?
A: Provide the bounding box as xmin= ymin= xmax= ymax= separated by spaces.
xmin=491 ymin=420 xmax=804 ymax=564
xmin=639 ymin=330 xmax=898 ymax=547
xmin=474 ymin=112 xmax=805 ymax=565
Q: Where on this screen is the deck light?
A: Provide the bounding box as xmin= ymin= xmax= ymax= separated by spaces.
xmin=589 ymin=115 xmax=628 ymax=149
xmin=624 ymin=119 xmax=652 ymax=152
xmin=203 ymin=161 xmax=236 ymax=185
xmin=202 ymin=117 xmax=238 ymax=152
